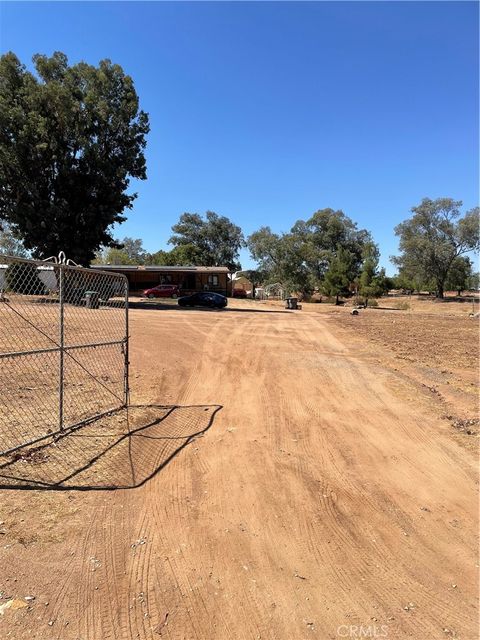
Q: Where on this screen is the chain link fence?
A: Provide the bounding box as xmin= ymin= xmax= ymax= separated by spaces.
xmin=0 ymin=255 xmax=129 ymax=455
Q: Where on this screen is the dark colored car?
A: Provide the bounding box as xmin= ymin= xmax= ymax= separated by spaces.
xmin=143 ymin=284 xmax=180 ymax=299
xmin=178 ymin=292 xmax=228 ymax=309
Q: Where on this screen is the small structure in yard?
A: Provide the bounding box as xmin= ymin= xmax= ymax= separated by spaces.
xmin=230 ymin=274 xmax=253 ymax=298
xmin=264 ymin=283 xmax=285 ymax=300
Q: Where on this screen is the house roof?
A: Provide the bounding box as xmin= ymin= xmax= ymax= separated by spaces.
xmin=95 ymin=265 xmax=230 ymax=274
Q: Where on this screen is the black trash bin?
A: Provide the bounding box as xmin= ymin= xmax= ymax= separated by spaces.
xmin=85 ymin=290 xmax=100 ymax=309
xmin=285 ymin=297 xmax=298 ymax=310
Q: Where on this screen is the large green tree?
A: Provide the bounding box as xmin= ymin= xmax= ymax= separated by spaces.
xmin=0 ymin=51 xmax=149 ymax=265
xmin=292 ymin=209 xmax=372 ymax=284
xmin=247 ymin=226 xmax=311 ymax=293
xmin=94 ymin=237 xmax=147 ymax=265
xmin=117 ymin=237 xmax=147 ymax=264
xmin=392 ymin=198 xmax=480 ymax=298
xmin=247 ymin=209 xmax=373 ymax=295
xmin=321 ymin=247 xmax=356 ymax=304
xmin=169 ymin=211 xmax=244 ymax=271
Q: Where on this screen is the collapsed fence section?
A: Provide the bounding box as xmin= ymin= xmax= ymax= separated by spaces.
xmin=0 ymin=255 xmax=129 ymax=455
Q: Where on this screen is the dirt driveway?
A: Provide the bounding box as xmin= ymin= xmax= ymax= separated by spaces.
xmin=0 ymin=304 xmax=477 ymax=639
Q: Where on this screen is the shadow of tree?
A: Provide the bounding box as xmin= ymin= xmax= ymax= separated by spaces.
xmin=0 ymin=404 xmax=222 ymax=490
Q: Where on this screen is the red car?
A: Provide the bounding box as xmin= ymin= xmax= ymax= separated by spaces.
xmin=143 ymin=284 xmax=180 ymax=299
xmin=233 ymin=288 xmax=247 ymax=298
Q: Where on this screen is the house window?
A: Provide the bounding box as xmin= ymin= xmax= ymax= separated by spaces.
xmin=208 ymin=274 xmax=219 ymax=286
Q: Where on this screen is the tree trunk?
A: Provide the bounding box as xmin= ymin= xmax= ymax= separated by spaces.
xmin=364 ymin=297 xmax=369 ymax=308
xmin=335 ymin=293 xmax=339 ymax=305
xmin=436 ymin=284 xmax=444 ymax=299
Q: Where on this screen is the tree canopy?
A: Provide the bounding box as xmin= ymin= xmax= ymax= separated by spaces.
xmin=0 ymin=222 xmax=29 ymax=258
xmin=358 ymin=242 xmax=388 ymax=305
xmin=169 ymin=211 xmax=244 ymax=271
xmin=0 ymin=51 xmax=149 ymax=265
xmin=321 ymin=247 xmax=356 ymax=303
xmin=392 ymin=198 xmax=480 ymax=298
xmin=247 ymin=209 xmax=374 ymax=296
xmin=146 ymin=244 xmax=202 ymax=266
xmin=444 ymin=256 xmax=473 ymax=295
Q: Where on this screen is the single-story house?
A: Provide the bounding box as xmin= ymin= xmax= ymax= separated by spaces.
xmin=95 ymin=265 xmax=232 ymax=296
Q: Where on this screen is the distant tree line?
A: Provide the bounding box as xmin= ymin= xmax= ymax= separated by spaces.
xmin=246 ymin=198 xmax=479 ymax=300
xmin=4 ymin=197 xmax=476 ymax=304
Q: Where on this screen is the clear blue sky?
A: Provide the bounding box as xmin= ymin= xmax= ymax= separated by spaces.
xmin=1 ymin=1 xmax=478 ymax=273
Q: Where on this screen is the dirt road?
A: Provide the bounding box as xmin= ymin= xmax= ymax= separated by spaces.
xmin=1 ymin=305 xmax=477 ymax=639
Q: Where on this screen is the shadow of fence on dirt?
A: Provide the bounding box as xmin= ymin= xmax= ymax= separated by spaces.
xmin=0 ymin=404 xmax=222 ymax=490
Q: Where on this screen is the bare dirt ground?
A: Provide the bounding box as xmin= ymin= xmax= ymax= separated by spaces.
xmin=0 ymin=298 xmax=478 ymax=640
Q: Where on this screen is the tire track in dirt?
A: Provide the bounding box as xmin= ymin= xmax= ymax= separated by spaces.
xmin=249 ymin=312 xmax=477 ymax=637
xmin=155 ymin=312 xmax=280 ymax=639
xmin=1 ymin=305 xmax=477 ymax=640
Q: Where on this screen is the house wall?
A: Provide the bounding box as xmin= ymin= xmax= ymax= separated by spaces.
xmin=195 ymin=272 xmax=229 ymax=296
xmin=124 ymin=270 xmax=189 ymax=291
xmin=109 ymin=269 xmax=229 ymax=296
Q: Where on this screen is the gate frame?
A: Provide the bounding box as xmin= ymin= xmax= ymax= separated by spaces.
xmin=0 ymin=254 xmax=129 ymax=456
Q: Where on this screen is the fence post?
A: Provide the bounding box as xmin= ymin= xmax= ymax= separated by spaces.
xmin=59 ymin=265 xmax=65 ymax=431
xmin=124 ymin=277 xmax=129 ymax=406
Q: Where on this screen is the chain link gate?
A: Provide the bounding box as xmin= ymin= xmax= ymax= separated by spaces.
xmin=0 ymin=254 xmax=129 ymax=455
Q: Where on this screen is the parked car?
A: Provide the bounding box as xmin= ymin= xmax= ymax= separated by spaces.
xmin=233 ymin=288 xmax=247 ymax=298
xmin=143 ymin=284 xmax=180 ymax=299
xmin=178 ymin=292 xmax=227 ymax=309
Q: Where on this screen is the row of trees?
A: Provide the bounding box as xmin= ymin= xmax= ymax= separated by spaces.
xmin=0 ymin=53 xmax=478 ymax=301
xmin=92 ymin=199 xmax=479 ymax=303
xmin=92 ymin=209 xmax=388 ymax=305
xmin=247 ymin=199 xmax=479 ymax=300
xmin=3 ymin=200 xmax=478 ymax=302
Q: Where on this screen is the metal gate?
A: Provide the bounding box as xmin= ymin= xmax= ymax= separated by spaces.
xmin=0 ymin=254 xmax=128 ymax=455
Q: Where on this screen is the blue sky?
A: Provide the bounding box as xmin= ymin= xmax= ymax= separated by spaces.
xmin=1 ymin=1 xmax=478 ymax=273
